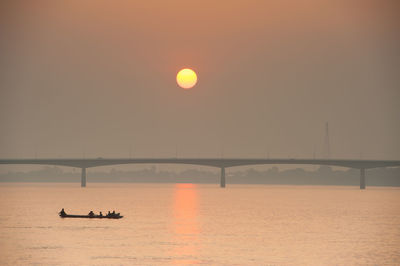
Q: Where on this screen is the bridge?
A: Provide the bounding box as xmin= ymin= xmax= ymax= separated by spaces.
xmin=0 ymin=158 xmax=399 ymax=189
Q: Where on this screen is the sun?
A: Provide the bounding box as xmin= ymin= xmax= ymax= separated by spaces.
xmin=176 ymin=68 xmax=197 ymax=89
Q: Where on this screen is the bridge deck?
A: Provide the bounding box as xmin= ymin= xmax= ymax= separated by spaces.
xmin=1 ymin=158 xmax=399 ymax=189
xmin=0 ymin=158 xmax=399 ymax=169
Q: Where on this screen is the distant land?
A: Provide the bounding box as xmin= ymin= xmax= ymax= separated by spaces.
xmin=1 ymin=166 xmax=399 ymax=187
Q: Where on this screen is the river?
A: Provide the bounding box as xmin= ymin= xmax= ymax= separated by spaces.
xmin=0 ymin=183 xmax=399 ymax=265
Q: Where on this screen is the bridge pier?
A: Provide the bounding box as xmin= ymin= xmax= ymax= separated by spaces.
xmin=360 ymin=168 xmax=365 ymax=189
xmin=220 ymin=167 xmax=225 ymax=188
xmin=81 ymin=167 xmax=86 ymax=187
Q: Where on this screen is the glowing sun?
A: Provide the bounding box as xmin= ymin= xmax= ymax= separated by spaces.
xmin=176 ymin=68 xmax=197 ymax=89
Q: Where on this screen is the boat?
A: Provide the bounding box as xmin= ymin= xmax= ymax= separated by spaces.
xmin=59 ymin=210 xmax=123 ymax=219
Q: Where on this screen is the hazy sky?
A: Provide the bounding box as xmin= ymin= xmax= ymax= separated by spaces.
xmin=1 ymin=0 xmax=399 ymax=160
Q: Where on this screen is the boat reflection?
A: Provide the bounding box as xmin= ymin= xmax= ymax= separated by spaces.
xmin=171 ymin=183 xmax=200 ymax=264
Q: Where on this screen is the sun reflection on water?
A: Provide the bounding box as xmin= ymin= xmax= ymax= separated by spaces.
xmin=171 ymin=183 xmax=200 ymax=264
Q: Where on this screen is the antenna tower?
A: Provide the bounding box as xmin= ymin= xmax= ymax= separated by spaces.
xmin=323 ymin=122 xmax=331 ymax=159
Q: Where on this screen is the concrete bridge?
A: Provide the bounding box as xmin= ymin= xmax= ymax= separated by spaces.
xmin=0 ymin=158 xmax=399 ymax=189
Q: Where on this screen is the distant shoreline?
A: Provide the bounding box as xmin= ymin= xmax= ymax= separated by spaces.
xmin=1 ymin=182 xmax=399 ymax=188
xmin=1 ymin=165 xmax=399 ymax=186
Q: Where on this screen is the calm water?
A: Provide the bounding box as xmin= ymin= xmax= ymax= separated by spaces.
xmin=0 ymin=183 xmax=399 ymax=265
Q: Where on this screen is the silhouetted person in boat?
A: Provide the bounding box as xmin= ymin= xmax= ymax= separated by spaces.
xmin=107 ymin=211 xmax=111 ymax=216
xmin=60 ymin=208 xmax=66 ymax=216
xmin=89 ymin=211 xmax=94 ymax=216
xmin=99 ymin=211 xmax=103 ymax=217
xmin=112 ymin=210 xmax=115 ymax=215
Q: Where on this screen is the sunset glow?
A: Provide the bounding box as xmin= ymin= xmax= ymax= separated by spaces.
xmin=176 ymin=68 xmax=197 ymax=89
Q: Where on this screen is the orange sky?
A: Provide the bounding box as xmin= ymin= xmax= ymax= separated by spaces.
xmin=0 ymin=0 xmax=399 ymax=162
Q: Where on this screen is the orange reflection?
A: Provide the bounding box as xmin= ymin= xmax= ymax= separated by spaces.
xmin=171 ymin=183 xmax=200 ymax=264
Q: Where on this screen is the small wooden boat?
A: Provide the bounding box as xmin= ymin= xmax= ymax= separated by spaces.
xmin=59 ymin=211 xmax=123 ymax=219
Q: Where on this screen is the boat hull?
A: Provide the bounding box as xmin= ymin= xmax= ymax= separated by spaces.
xmin=59 ymin=214 xmax=123 ymax=219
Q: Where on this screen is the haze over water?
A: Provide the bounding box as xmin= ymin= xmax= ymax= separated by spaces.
xmin=1 ymin=1 xmax=399 ymax=265
xmin=0 ymin=183 xmax=399 ymax=265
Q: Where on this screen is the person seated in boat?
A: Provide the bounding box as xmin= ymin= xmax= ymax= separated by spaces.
xmin=88 ymin=210 xmax=94 ymax=216
xmin=59 ymin=208 xmax=66 ymax=216
xmin=99 ymin=211 xmax=103 ymax=217
xmin=107 ymin=211 xmax=111 ymax=216
xmin=112 ymin=210 xmax=115 ymax=215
